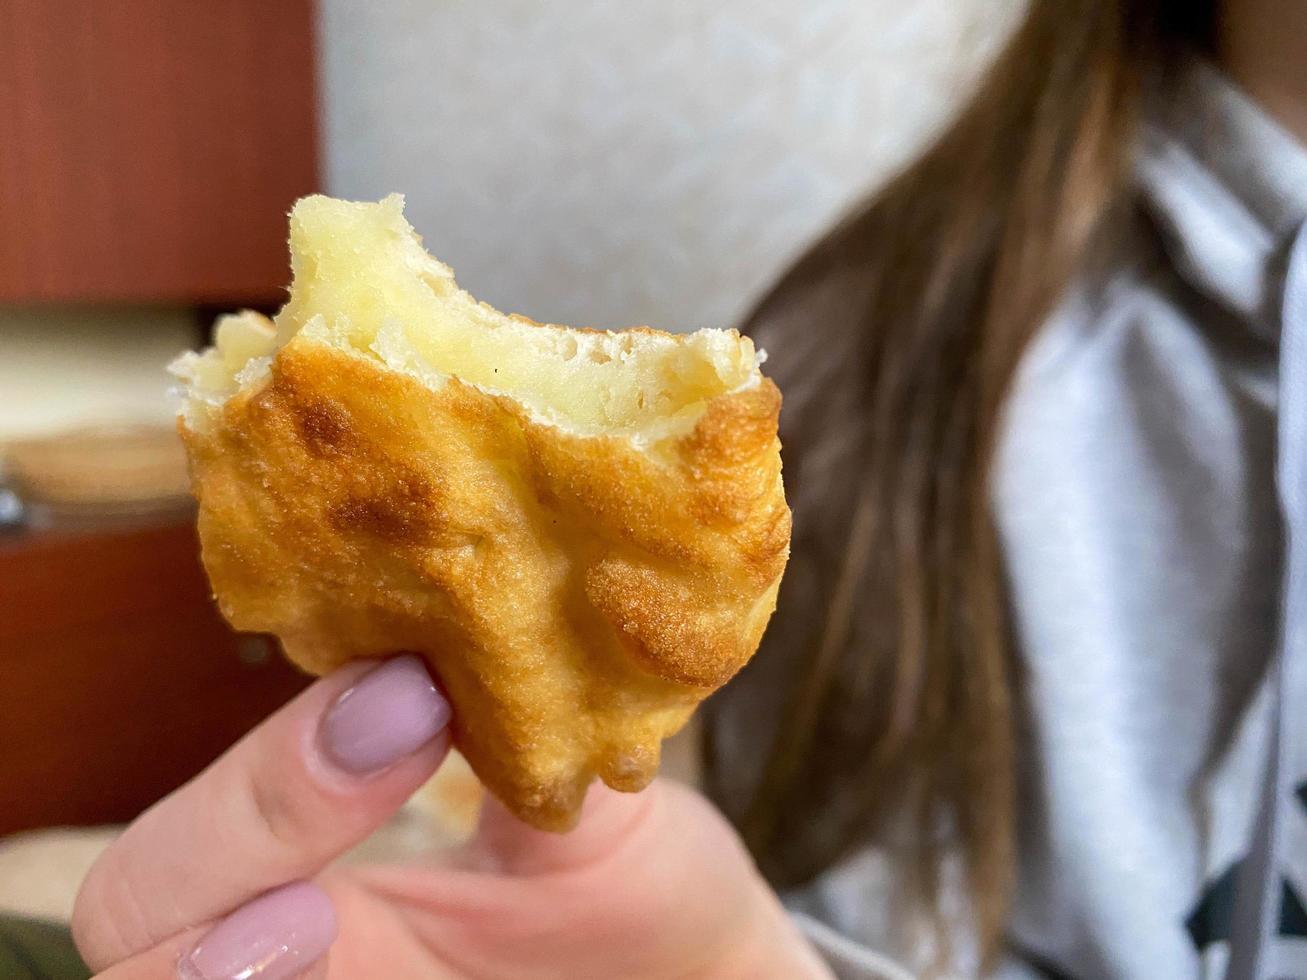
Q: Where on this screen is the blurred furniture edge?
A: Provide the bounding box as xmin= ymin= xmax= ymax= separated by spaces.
xmin=0 ymin=522 xmax=310 ymax=836
xmin=0 ymin=0 xmax=318 ymax=305
xmin=3 ymin=424 xmax=192 ymax=531
xmin=0 ymin=0 xmax=319 ymax=835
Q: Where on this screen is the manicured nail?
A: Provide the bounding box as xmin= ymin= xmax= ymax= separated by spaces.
xmin=320 ymin=655 xmax=451 ymax=774
xmin=179 ymin=881 xmax=336 ymax=980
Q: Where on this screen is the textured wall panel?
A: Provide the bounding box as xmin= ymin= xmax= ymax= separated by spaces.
xmin=321 ymin=1 xmax=1021 ymax=331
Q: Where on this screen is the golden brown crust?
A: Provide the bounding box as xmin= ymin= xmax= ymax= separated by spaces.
xmin=183 ymin=334 xmax=788 ymax=830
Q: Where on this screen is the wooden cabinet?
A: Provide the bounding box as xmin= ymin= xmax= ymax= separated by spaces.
xmin=0 ymin=523 xmax=310 ymax=835
xmin=0 ymin=0 xmax=318 ymax=305
xmin=0 ymin=1 xmax=321 ymax=831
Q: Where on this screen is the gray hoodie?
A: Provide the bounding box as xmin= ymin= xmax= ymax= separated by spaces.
xmin=790 ymin=61 xmax=1307 ymax=980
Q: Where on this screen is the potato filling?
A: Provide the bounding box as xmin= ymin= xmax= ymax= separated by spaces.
xmin=173 ymin=194 xmax=761 ymax=439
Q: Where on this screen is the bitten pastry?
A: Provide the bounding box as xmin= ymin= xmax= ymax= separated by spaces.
xmin=171 ymin=195 xmax=790 ymax=830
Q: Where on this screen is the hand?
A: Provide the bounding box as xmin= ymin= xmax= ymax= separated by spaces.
xmin=72 ymin=655 xmax=830 ymax=979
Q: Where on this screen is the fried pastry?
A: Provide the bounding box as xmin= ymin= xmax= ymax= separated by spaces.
xmin=171 ymin=195 xmax=789 ymax=830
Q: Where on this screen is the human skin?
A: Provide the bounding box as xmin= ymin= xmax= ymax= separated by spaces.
xmin=71 ymin=656 xmax=830 ymax=979
xmin=1217 ymin=0 xmax=1307 ymax=145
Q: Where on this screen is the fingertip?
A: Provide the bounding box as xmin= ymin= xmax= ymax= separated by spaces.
xmin=180 ymin=881 xmax=337 ymax=980
xmin=319 ymin=654 xmax=452 ymax=776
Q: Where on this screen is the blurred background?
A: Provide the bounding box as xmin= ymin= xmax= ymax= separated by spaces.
xmin=0 ymin=0 xmax=1018 ymax=958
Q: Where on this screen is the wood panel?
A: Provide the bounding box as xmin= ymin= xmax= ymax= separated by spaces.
xmin=0 ymin=522 xmax=310 ymax=833
xmin=0 ymin=0 xmax=318 ymax=305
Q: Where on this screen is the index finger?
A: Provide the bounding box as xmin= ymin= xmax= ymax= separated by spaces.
xmin=72 ymin=655 xmax=451 ymax=971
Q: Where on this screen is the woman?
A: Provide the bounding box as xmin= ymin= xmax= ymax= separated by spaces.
xmin=72 ymin=0 xmax=1307 ymax=976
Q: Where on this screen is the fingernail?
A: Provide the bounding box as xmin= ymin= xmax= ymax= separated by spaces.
xmin=320 ymin=655 xmax=451 ymax=774
xmin=179 ymin=881 xmax=336 ymax=980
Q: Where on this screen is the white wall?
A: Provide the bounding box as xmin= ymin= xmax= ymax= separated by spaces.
xmin=321 ymin=0 xmax=1022 ymax=332
xmin=0 ymin=308 xmax=194 ymax=441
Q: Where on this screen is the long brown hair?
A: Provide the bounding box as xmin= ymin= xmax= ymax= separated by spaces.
xmin=702 ymin=0 xmax=1216 ymax=966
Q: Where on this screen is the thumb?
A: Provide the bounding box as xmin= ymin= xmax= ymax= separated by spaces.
xmin=365 ymin=778 xmax=833 ymax=979
xmin=464 ymin=779 xmax=658 ymax=875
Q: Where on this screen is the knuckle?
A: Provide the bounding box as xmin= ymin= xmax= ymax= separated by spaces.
xmin=70 ymin=856 xmax=153 ymax=971
xmin=68 ymin=880 xmax=97 ymax=962
xmin=244 ymin=762 xmax=310 ymax=854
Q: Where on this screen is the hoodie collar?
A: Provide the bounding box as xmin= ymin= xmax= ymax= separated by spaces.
xmin=1136 ymin=58 xmax=1307 ymax=334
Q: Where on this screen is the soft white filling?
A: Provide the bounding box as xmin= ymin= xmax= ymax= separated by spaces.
xmin=170 ymin=194 xmax=764 ymax=444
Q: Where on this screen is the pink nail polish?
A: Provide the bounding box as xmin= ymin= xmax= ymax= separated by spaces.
xmin=179 ymin=881 xmax=336 ymax=980
xmin=320 ymin=655 xmax=451 ymax=774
